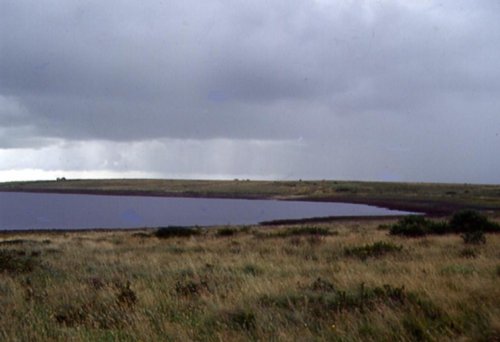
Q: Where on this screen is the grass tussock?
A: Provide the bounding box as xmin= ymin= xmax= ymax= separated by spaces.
xmin=0 ymin=216 xmax=498 ymax=341
xmin=344 ymin=241 xmax=403 ymax=260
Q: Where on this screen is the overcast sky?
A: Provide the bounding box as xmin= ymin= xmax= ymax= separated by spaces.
xmin=1 ymin=0 xmax=499 ymax=183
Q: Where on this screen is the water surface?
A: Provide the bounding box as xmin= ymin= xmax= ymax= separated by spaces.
xmin=0 ymin=192 xmax=412 ymax=230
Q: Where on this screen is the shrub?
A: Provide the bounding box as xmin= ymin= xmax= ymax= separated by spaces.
xmin=116 ymin=281 xmax=137 ymax=306
xmin=449 ymin=210 xmax=499 ymax=233
xmin=225 ymin=309 xmax=256 ymax=331
xmin=155 ymin=226 xmax=201 ymax=238
xmin=461 ymin=230 xmax=486 ymax=245
xmin=391 ymin=210 xmax=499 ymax=238
xmin=344 ymin=241 xmax=403 ymax=260
xmin=389 ymin=216 xmax=429 ymax=237
xmin=427 ymin=221 xmax=452 ymax=235
xmin=0 ymin=249 xmax=40 ymax=274
xmin=216 ymin=228 xmax=238 ymax=237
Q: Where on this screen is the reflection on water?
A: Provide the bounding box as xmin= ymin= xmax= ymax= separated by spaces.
xmin=0 ymin=192 xmax=412 ymax=230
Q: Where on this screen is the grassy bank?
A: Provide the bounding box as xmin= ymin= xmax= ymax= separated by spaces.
xmin=1 ymin=218 xmax=499 ymax=341
xmin=1 ymin=179 xmax=500 ymax=215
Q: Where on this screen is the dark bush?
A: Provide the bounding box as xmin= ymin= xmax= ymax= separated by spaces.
xmin=427 ymin=221 xmax=452 ymax=235
xmin=216 ymin=228 xmax=238 ymax=237
xmin=54 ymin=304 xmax=87 ymax=326
xmin=116 ymin=281 xmax=137 ymax=306
xmin=155 ymin=226 xmax=201 ymax=238
xmin=390 ymin=216 xmax=429 ymax=236
xmin=461 ymin=231 xmax=486 ymax=245
xmin=449 ymin=210 xmax=499 ymax=233
xmin=0 ymin=249 xmax=40 ymax=274
xmin=226 ymin=309 xmax=256 ymax=331
xmin=391 ymin=210 xmax=499 ymax=238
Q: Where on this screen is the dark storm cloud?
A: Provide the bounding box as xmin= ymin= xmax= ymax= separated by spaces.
xmin=1 ymin=0 xmax=500 ymax=182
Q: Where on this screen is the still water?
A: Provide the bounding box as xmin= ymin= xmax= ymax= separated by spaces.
xmin=0 ymin=192 xmax=412 ymax=230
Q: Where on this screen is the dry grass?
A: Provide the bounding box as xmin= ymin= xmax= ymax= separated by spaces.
xmin=0 ymin=218 xmax=499 ymax=341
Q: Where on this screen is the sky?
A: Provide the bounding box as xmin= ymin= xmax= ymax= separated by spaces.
xmin=1 ymin=0 xmax=499 ymax=183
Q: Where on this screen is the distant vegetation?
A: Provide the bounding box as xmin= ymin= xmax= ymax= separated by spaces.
xmin=390 ymin=210 xmax=500 ymax=238
xmin=155 ymin=226 xmax=201 ymax=238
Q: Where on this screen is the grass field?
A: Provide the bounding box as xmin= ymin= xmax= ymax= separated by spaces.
xmin=0 ymin=218 xmax=499 ymax=341
xmin=2 ymin=178 xmax=500 ymax=215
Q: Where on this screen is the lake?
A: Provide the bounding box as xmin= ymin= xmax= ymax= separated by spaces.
xmin=0 ymin=192 xmax=413 ymax=230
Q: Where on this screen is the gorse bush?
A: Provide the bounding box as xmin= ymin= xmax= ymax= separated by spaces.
xmin=450 ymin=210 xmax=500 ymax=233
xmin=224 ymin=309 xmax=256 ymax=331
xmin=216 ymin=228 xmax=238 ymax=237
xmin=389 ymin=216 xmax=434 ymax=237
xmin=155 ymin=226 xmax=201 ymax=238
xmin=461 ymin=231 xmax=486 ymax=245
xmin=390 ymin=210 xmax=499 ymax=237
xmin=0 ymin=249 xmax=40 ymax=274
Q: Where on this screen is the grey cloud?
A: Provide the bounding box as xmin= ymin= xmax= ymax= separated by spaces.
xmin=1 ymin=0 xmax=499 ymax=182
